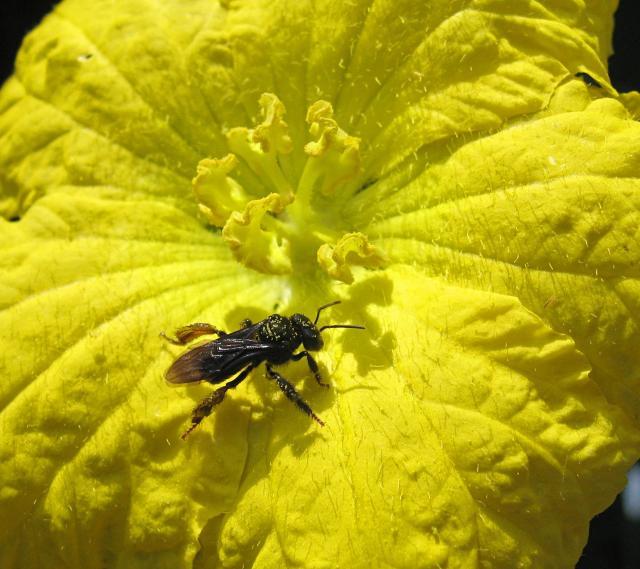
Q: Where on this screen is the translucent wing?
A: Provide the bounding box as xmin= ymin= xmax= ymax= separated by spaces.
xmin=165 ymin=338 xmax=277 ymax=385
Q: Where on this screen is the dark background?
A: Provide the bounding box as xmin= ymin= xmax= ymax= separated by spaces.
xmin=1 ymin=1 xmax=640 ymax=568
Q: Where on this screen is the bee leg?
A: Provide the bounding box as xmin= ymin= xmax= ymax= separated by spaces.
xmin=291 ymin=351 xmax=329 ymax=388
xmin=181 ymin=363 xmax=256 ymax=439
xmin=265 ymin=364 xmax=325 ymax=426
xmin=181 ymin=390 xmax=226 ymax=440
xmin=161 ymin=323 xmax=227 ymax=345
xmin=240 ymin=319 xmax=253 ymax=329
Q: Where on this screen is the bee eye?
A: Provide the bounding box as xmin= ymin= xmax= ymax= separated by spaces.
xmin=301 ymin=327 xmax=323 ymax=351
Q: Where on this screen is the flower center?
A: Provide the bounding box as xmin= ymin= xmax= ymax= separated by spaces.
xmin=193 ymin=93 xmax=385 ymax=283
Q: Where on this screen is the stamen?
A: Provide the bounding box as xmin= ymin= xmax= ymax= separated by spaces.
xmin=317 ymin=232 xmax=387 ymax=283
xmin=297 ymin=100 xmax=362 ymax=200
xmin=190 ymin=93 xmax=385 ymax=281
xmin=192 ymin=154 xmax=248 ymax=226
xmin=222 ymin=193 xmax=293 ymax=274
xmin=227 ymin=93 xmax=294 ymax=202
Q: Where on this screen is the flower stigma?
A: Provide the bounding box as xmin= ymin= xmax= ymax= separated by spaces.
xmin=192 ymin=93 xmax=385 ymax=283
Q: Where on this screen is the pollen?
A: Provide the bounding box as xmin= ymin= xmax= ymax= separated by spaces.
xmin=192 ymin=93 xmax=385 ymax=280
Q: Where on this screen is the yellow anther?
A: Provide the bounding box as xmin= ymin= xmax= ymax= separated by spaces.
xmin=191 ymin=95 xmax=377 ymax=279
xmin=227 ymin=94 xmax=294 ymax=200
xmin=302 ymin=101 xmax=361 ymax=196
xmin=253 ymin=93 xmax=294 ymax=154
xmin=192 ymin=154 xmax=248 ymax=227
xmin=222 ymin=193 xmax=293 ymax=274
xmin=317 ymin=232 xmax=386 ymax=284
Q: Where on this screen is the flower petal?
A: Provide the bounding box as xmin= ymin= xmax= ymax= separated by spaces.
xmin=204 ymin=267 xmax=638 ymax=568
xmin=355 ymin=93 xmax=640 ymax=418
xmin=0 ymin=190 xmax=282 ymax=567
xmin=0 ymin=1 xmax=638 ymax=568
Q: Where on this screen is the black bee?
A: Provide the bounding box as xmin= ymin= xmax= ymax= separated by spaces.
xmin=162 ymin=301 xmax=364 ymax=439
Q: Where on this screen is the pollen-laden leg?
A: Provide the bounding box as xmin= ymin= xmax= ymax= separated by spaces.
xmin=265 ymin=364 xmax=325 ymax=426
xmin=291 ymin=351 xmax=329 ymax=387
xmin=181 ymin=363 xmax=256 ymax=439
xmin=161 ymin=323 xmax=227 ymax=345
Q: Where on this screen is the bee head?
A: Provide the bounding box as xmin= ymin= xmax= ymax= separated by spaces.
xmin=291 ymin=313 xmax=323 ymax=351
xmin=291 ymin=301 xmax=365 ymax=352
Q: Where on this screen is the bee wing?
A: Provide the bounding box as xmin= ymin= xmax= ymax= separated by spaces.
xmin=165 ymin=338 xmax=275 ymax=385
xmin=224 ymin=321 xmax=262 ymax=340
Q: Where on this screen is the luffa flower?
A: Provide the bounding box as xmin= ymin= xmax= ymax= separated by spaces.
xmin=1 ymin=1 xmax=640 ymax=568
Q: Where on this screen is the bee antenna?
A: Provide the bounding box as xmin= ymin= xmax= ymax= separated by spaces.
xmin=319 ymin=324 xmax=366 ymax=332
xmin=314 ymin=300 xmax=342 ymax=325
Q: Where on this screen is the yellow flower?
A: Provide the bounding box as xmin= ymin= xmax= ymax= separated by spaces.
xmin=1 ymin=1 xmax=640 ymax=568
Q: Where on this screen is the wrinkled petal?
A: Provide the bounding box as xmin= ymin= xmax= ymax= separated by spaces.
xmin=0 ymin=190 xmax=281 ymax=567
xmin=0 ymin=1 xmax=639 ymax=569
xmin=209 ymin=267 xmax=638 ymax=568
xmin=355 ymin=93 xmax=640 ymax=419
